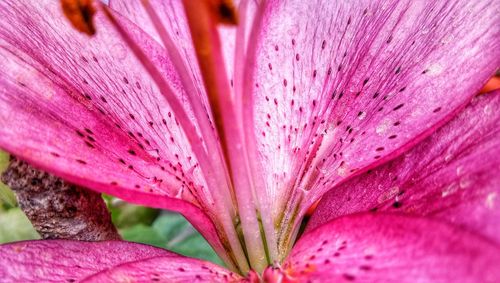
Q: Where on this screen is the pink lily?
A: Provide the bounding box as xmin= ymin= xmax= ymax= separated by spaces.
xmin=0 ymin=0 xmax=499 ymax=281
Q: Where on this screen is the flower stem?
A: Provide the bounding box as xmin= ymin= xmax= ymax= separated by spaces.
xmin=1 ymin=156 xmax=120 ymax=241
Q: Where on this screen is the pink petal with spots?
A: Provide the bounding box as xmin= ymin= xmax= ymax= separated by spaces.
xmin=109 ymin=0 xmax=281 ymax=269
xmin=283 ymin=213 xmax=500 ymax=283
xmin=82 ymin=256 xmax=243 ymax=282
xmin=0 ymin=240 xmax=172 ymax=282
xmin=0 ymin=0 xmax=233 ymax=264
xmin=307 ymin=91 xmax=500 ymax=244
xmin=108 ymin=0 xmax=210 ymax=102
xmin=109 ymin=0 xmax=163 ymax=42
xmin=247 ymin=0 xmax=500 ymax=245
xmin=108 ymin=0 xmax=243 ymax=96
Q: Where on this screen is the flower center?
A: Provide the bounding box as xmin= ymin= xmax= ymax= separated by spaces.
xmin=68 ymin=0 xmax=289 ymax=275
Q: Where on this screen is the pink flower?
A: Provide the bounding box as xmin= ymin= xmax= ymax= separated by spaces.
xmin=0 ymin=0 xmax=499 ymax=281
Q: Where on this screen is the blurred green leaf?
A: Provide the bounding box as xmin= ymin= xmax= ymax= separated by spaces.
xmin=119 ymin=224 xmax=166 ymax=248
xmin=0 ymin=150 xmax=9 ymax=172
xmin=0 ymin=183 xmax=16 ymax=209
xmin=0 ymin=208 xmax=39 ymax=243
xmin=167 ymin=231 xmax=224 ymax=266
xmin=152 ymin=212 xmax=190 ymax=240
xmin=153 ymin=213 xmax=224 ymax=266
xmin=0 ymin=151 xmax=16 ymax=209
xmin=119 ymin=212 xmax=224 ymax=266
xmin=112 ymin=204 xmax=159 ymax=228
xmin=104 ymin=195 xmax=159 ymax=229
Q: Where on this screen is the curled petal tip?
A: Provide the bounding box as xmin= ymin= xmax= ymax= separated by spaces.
xmin=61 ymin=0 xmax=96 ymax=35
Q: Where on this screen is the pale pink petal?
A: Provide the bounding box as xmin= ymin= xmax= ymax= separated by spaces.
xmin=109 ymin=0 xmax=162 ymax=42
xmin=283 ymin=213 xmax=500 ymax=282
xmin=108 ymin=0 xmax=209 ymax=103
xmin=307 ymin=91 xmax=500 ymax=244
xmin=248 ymin=0 xmax=500 ymax=237
xmin=0 ymin=0 xmax=233 ymax=264
xmin=108 ymin=0 xmax=240 ymax=96
xmin=82 ymin=256 xmax=243 ymax=282
xmin=0 ymin=240 xmax=172 ymax=282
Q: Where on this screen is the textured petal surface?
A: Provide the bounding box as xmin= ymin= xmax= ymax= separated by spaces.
xmin=109 ymin=0 xmax=279 ymax=270
xmin=0 ymin=0 xmax=209 ymax=207
xmin=284 ymin=213 xmax=500 ymax=283
xmin=307 ymin=91 xmax=500 ymax=244
xmin=83 ymin=256 xmax=242 ymax=282
xmin=108 ymin=0 xmax=239 ymax=95
xmin=109 ymin=0 xmax=163 ymax=42
xmin=0 ymin=0 xmax=230 ymax=262
xmin=249 ymin=0 xmax=500 ymax=243
xmin=108 ymin=0 xmax=209 ymax=99
xmin=0 ymin=240 xmax=172 ymax=282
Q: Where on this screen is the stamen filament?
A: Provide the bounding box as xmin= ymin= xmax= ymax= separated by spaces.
xmin=239 ymin=0 xmax=280 ymax=264
xmin=182 ymin=0 xmax=268 ymax=273
xmin=139 ymin=0 xmax=250 ymax=269
xmin=100 ymin=4 xmax=248 ymax=273
xmin=140 ymin=0 xmax=233 ymax=203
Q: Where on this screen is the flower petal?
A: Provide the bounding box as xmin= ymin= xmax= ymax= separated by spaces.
xmin=108 ymin=0 xmax=239 ymax=86
xmin=283 ymin=213 xmax=500 ymax=282
xmin=0 ymin=0 xmax=208 ymax=208
xmin=82 ymin=256 xmax=242 ymax=282
xmin=307 ymin=91 xmax=500 ymax=244
xmin=0 ymin=240 xmax=172 ymax=282
xmin=0 ymin=0 xmax=233 ymax=265
xmin=111 ymin=0 xmax=280 ymax=270
xmin=248 ymin=0 xmax=500 ymax=239
xmin=108 ymin=0 xmax=163 ymax=42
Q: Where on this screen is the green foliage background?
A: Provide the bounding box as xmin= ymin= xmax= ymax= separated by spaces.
xmin=0 ymin=151 xmax=223 ymax=266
